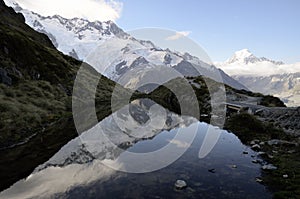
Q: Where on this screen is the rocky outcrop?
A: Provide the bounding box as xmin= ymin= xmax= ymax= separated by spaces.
xmin=256 ymin=107 xmax=300 ymax=137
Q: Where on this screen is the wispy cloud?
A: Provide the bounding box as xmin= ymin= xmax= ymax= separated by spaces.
xmin=168 ymin=139 xmax=189 ymax=148
xmin=11 ymin=0 xmax=123 ymax=21
xmin=166 ymin=31 xmax=191 ymax=41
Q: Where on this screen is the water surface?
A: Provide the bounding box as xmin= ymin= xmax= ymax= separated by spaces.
xmin=0 ymin=99 xmax=271 ymax=199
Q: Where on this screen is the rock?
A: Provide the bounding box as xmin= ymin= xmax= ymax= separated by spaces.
xmin=288 ymin=150 xmax=296 ymax=154
xmin=232 ymin=165 xmax=237 ymax=168
xmin=208 ymin=168 xmax=216 ymax=173
xmin=259 ymin=142 xmax=265 ymax=146
xmin=283 ymin=174 xmax=288 ymax=178
xmin=268 ymin=154 xmax=274 ymax=159
xmin=251 ymin=144 xmax=261 ymax=151
xmin=257 ymin=152 xmax=266 ymax=156
xmin=252 ymin=159 xmax=263 ymax=164
xmin=262 ymin=164 xmax=277 ymax=170
xmin=175 ymin=180 xmax=187 ymax=189
xmin=256 ymin=177 xmax=263 ymax=183
xmin=250 ymin=139 xmax=260 ymax=145
xmin=267 ymin=139 xmax=281 ymax=146
xmin=0 ymin=68 xmax=12 ymax=86
xmin=243 ymin=151 xmax=249 ymax=154
xmin=267 ymin=139 xmax=298 ymax=147
xmin=252 ymin=160 xmax=259 ymax=164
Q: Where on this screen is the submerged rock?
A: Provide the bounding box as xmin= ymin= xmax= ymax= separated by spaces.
xmin=252 ymin=159 xmax=263 ymax=164
xmin=256 ymin=177 xmax=263 ymax=183
xmin=175 ymin=180 xmax=187 ymax=189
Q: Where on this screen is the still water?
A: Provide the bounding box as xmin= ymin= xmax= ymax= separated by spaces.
xmin=0 ymin=99 xmax=271 ymax=199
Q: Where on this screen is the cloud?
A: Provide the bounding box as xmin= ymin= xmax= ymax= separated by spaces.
xmin=12 ymin=0 xmax=123 ymax=21
xmin=168 ymin=139 xmax=189 ymax=148
xmin=166 ymin=31 xmax=191 ymax=41
xmin=217 ymin=62 xmax=300 ymax=76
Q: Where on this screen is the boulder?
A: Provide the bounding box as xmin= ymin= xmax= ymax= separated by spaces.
xmin=175 ymin=180 xmax=187 ymax=189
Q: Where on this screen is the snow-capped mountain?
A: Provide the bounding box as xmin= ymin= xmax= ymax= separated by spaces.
xmin=4 ymin=0 xmax=130 ymax=60
xmin=225 ymin=49 xmax=284 ymax=65
xmin=216 ymin=49 xmax=300 ymax=76
xmin=216 ymin=49 xmax=300 ymax=107
xmin=4 ymin=0 xmax=247 ymax=91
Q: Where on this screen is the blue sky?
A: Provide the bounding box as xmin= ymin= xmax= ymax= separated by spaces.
xmin=116 ymin=0 xmax=300 ymax=63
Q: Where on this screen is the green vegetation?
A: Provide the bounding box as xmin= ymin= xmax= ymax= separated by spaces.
xmin=224 ymin=113 xmax=289 ymax=143
xmin=260 ymin=95 xmax=286 ymax=107
xmin=149 ymin=76 xmax=212 ymax=121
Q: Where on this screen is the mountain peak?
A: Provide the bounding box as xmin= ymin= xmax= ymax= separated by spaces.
xmin=234 ymin=49 xmax=253 ymax=57
xmin=225 ymin=49 xmax=284 ymax=65
xmin=226 ymin=49 xmax=256 ymax=64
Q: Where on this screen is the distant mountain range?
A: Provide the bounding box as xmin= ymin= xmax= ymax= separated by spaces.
xmin=216 ymin=49 xmax=300 ymax=107
xmin=4 ymin=0 xmax=248 ymax=91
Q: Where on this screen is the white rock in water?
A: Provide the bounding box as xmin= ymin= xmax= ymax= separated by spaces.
xmin=262 ymin=164 xmax=277 ymax=170
xmin=256 ymin=177 xmax=263 ymax=183
xmin=175 ymin=180 xmax=187 ymax=189
xmin=283 ymin=174 xmax=288 ymax=178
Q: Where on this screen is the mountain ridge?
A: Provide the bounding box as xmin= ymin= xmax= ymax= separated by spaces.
xmin=4 ymin=0 xmax=248 ymax=91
